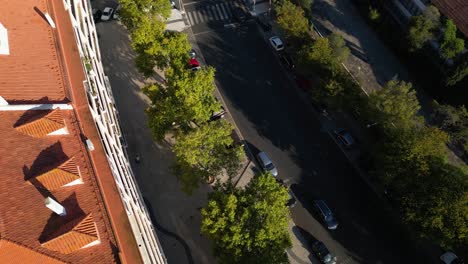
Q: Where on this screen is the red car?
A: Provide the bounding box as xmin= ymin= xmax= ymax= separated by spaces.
xmin=189 ymin=58 xmax=201 ymax=71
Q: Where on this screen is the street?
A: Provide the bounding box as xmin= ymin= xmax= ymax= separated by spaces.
xmin=184 ymin=0 xmax=427 ymax=263
xmin=92 ymin=0 xmax=432 ymax=262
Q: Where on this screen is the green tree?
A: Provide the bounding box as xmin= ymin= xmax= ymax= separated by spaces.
xmin=201 ymin=173 xmax=291 ymax=263
xmin=398 ymin=156 xmax=468 ymax=248
xmin=446 ymin=56 xmax=468 ymax=86
xmin=368 ymin=6 xmax=380 ymax=22
xmin=369 ymin=80 xmax=421 ymax=128
xmin=173 ymin=120 xmax=245 ymax=194
xmin=276 ymin=0 xmax=309 ymax=39
xmin=440 ymin=19 xmax=465 ymax=59
xmin=119 ymin=0 xmax=171 ymax=30
xmin=293 ymin=0 xmax=313 ymax=12
xmin=432 ymin=103 xmax=468 ymax=151
xmin=299 ymin=37 xmax=337 ymax=74
xmin=328 ymin=33 xmax=350 ymax=64
xmin=144 ymin=67 xmax=220 ymax=140
xmin=407 ymin=5 xmax=440 ymax=52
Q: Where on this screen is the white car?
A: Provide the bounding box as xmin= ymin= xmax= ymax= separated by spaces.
xmin=269 ymin=36 xmax=284 ymax=51
xmin=440 ymin=252 xmax=463 ymax=264
xmin=101 ymin=7 xmax=114 ymax=21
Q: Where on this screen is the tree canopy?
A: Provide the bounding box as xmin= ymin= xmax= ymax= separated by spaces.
xmin=328 ymin=33 xmax=350 ymax=64
xmin=201 ymin=173 xmax=291 ymax=263
xmin=440 ymin=19 xmax=465 ymax=59
xmin=172 ymin=120 xmax=245 ymax=194
xmin=407 ymin=5 xmax=440 ymax=52
xmin=144 ymin=66 xmax=220 ymax=140
xmin=276 ymin=0 xmax=309 ymax=40
xmin=119 ymin=0 xmax=171 ymax=31
xmin=369 ymin=79 xmax=421 ymax=129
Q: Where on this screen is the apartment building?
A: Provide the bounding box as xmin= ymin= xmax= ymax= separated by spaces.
xmin=0 ymin=0 xmax=166 ymax=263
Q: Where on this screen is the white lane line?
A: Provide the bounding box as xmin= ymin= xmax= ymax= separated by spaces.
xmin=219 ymin=3 xmax=229 ymax=19
xmin=206 ymin=7 xmax=215 ymax=20
xmin=187 ymin=12 xmax=194 ymax=25
xmin=212 ymin=6 xmax=220 ymax=20
xmin=191 ymin=11 xmax=199 ymax=24
xmin=197 ymin=9 xmax=206 ymax=23
xmin=216 ymin=4 xmax=226 ymax=20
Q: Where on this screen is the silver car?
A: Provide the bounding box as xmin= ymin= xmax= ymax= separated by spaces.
xmin=256 ymin=152 xmax=278 ymax=177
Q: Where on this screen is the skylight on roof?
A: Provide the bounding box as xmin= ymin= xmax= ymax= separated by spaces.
xmin=0 ymin=22 xmax=9 ymax=55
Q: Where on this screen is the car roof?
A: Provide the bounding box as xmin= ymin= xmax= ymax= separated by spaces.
xmin=315 ymin=200 xmax=332 ymax=214
xmin=257 ymin=152 xmax=272 ymax=165
xmin=338 ymin=130 xmax=355 ymax=144
xmin=103 ymin=7 xmax=113 ymax=12
xmin=271 ymin=37 xmax=283 ymax=45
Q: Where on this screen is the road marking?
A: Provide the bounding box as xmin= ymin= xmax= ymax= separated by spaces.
xmin=219 ymin=3 xmax=229 ymax=19
xmin=211 ymin=6 xmax=219 ymax=20
xmin=215 ymin=4 xmax=225 ymax=20
xmin=193 ymin=11 xmax=200 ymax=24
xmin=187 ymin=12 xmax=194 ymax=25
xmin=198 ymin=9 xmax=206 ymax=23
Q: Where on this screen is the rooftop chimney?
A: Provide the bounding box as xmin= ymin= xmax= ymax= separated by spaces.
xmin=45 ymin=197 xmax=67 ymax=216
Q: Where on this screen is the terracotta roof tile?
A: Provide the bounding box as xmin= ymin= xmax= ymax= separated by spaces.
xmin=0 ymin=0 xmax=68 ymax=103
xmin=15 ymin=109 xmax=66 ymax=138
xmin=42 ymin=214 xmax=98 ymax=254
xmin=0 ymin=110 xmax=118 ymax=263
xmin=28 ymin=157 xmax=81 ymax=190
xmin=432 ymin=0 xmax=468 ymax=38
xmin=0 ymin=239 xmax=66 ymax=264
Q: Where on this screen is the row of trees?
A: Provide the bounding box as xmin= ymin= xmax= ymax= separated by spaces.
xmin=120 ymin=0 xmax=246 ymax=194
xmin=273 ymin=0 xmax=468 ymax=249
xmin=119 ymin=1 xmax=291 ymax=263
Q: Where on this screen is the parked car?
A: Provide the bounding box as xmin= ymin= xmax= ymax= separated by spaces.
xmin=269 ymin=36 xmax=284 ymax=51
xmin=232 ymin=6 xmax=247 ymax=23
xmin=276 ymin=179 xmax=297 ymax=208
xmin=310 ymin=240 xmax=337 ymax=264
xmin=294 ymin=74 xmax=312 ymax=91
xmin=313 ymin=200 xmax=338 ymax=230
xmin=279 ymin=53 xmax=295 ymax=71
xmin=113 ymin=5 xmax=121 ymax=20
xmin=256 ymin=152 xmax=278 ymax=177
xmin=189 ymin=58 xmax=201 ymax=71
xmin=101 ymin=7 xmax=114 ymax=21
xmin=441 ymin=252 xmax=464 ymax=264
xmin=93 ymin=9 xmax=102 ymax=23
xmin=256 ymin=17 xmax=272 ymax=32
xmin=189 ymin=49 xmax=196 ymax=59
xmin=335 ymin=129 xmax=355 ymax=147
xmin=209 ymin=105 xmax=226 ymax=122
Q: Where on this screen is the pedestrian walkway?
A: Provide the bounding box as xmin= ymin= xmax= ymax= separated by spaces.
xmin=186 ymin=1 xmax=238 ymax=25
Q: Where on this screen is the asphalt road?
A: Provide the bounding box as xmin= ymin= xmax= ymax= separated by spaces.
xmin=185 ymin=0 xmax=426 ymax=263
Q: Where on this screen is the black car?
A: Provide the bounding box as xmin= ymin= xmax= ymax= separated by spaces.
xmin=256 ymin=17 xmax=272 ymax=32
xmin=93 ymin=9 xmax=102 ymax=23
xmin=310 ymin=241 xmax=337 ymax=264
xmin=313 ymin=200 xmax=338 ymax=230
xmin=279 ymin=53 xmax=295 ymax=71
xmin=232 ymin=6 xmax=247 ymax=23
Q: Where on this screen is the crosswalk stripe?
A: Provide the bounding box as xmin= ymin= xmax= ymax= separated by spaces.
xmin=198 ymin=9 xmax=206 ymax=23
xmin=187 ymin=12 xmax=194 ymax=25
xmin=219 ymin=3 xmax=229 ymax=19
xmin=208 ymin=7 xmax=215 ymax=20
xmin=211 ymin=6 xmax=220 ymax=20
xmin=215 ymin=4 xmax=226 ymax=20
xmin=192 ymin=11 xmax=199 ymax=24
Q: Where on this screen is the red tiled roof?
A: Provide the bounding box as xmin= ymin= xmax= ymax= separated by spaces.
xmin=42 ymin=214 xmax=98 ymax=254
xmin=28 ymin=157 xmax=81 ymax=190
xmin=0 ymin=110 xmax=117 ymax=263
xmin=0 ymin=0 xmax=68 ymax=103
xmin=432 ymin=0 xmax=468 ymax=38
xmin=15 ymin=109 xmax=66 ymax=138
xmin=0 ymin=239 xmax=66 ymax=264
